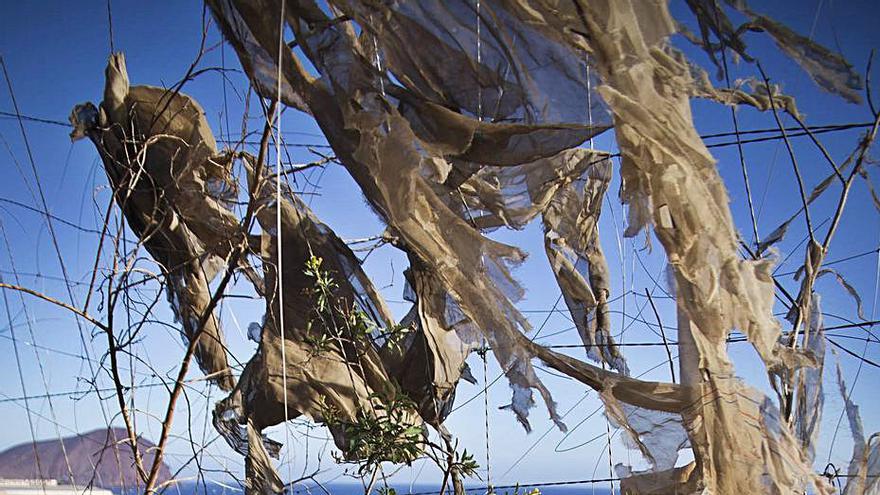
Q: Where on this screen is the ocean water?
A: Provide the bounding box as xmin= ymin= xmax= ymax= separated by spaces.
xmin=142 ymin=482 xmax=613 ymax=495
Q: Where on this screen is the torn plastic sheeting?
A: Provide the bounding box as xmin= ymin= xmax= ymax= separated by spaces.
xmin=540 ymin=154 xmax=626 ymax=373
xmin=684 ymin=0 xmax=863 ymax=103
xmin=690 ymin=69 xmax=802 ymax=118
xmin=245 ymin=419 xmax=285 ymax=495
xmin=615 ymin=376 xmax=831 ymax=494
xmin=219 ymin=0 xmax=614 ymax=166
xmin=617 ymin=462 xmax=698 ymax=495
xmin=453 ymin=148 xmax=607 ymax=230
xmin=836 ymin=358 xmax=880 ymax=495
xmin=440 ymin=148 xmax=627 ymax=374
xmin=222 ymin=159 xmax=402 ymax=435
xmin=383 ymin=259 xmax=483 ymax=426
xmin=209 ymin=149 xmax=426 ymax=485
xmin=390 ymin=84 xmax=608 ymax=167
xmin=793 ymin=296 xmax=826 ymax=462
xmin=208 ymin=0 xmax=311 ymax=112
xmin=514 ymin=334 xmax=686 ymax=413
xmin=333 ymin=0 xmax=611 ymax=125
xmin=70 ymin=53 xmax=239 ymax=391
xmin=526 ymin=0 xmax=827 ymax=491
xmin=342 ymin=105 xmax=560 ymax=431
xmin=681 ymin=375 xmax=831 ymax=494
xmin=617 ymin=405 xmax=689 ymax=472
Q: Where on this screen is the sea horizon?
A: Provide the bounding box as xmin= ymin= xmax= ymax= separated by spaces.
xmin=140 ymin=480 xmax=614 ymax=495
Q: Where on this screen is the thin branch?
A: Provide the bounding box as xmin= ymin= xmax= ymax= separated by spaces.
xmin=757 ymin=61 xmax=816 ymax=245
xmin=0 ymin=282 xmax=108 ymax=331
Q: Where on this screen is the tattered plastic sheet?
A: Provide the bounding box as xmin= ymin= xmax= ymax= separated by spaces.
xmin=385 ymin=260 xmax=482 ymax=426
xmin=794 ymin=296 xmax=827 ymax=462
xmin=217 ymin=162 xmax=403 ymax=440
xmin=336 ymin=0 xmax=609 ymax=125
xmin=836 ymin=360 xmax=880 ymax=494
xmin=684 ymin=0 xmax=863 ymax=103
xmin=449 ymin=149 xmax=625 ymax=373
xmin=71 ymin=53 xmax=241 ymax=391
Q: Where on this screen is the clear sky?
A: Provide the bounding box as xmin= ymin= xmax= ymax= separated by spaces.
xmin=1 ymin=0 xmax=879 ymax=491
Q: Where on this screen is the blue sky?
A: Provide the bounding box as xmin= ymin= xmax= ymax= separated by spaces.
xmin=1 ymin=0 xmax=879 ymax=490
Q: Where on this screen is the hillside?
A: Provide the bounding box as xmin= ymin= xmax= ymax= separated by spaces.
xmin=0 ymin=428 xmax=171 ymax=488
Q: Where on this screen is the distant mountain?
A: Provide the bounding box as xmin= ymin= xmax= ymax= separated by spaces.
xmin=0 ymin=427 xmax=172 ymax=488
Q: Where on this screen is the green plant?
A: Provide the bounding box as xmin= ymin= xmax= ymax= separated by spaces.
xmin=324 ymin=390 xmax=425 ymax=476
xmin=303 ymin=255 xmax=410 ymax=355
xmin=304 ymin=255 xmax=485 ymax=491
xmin=449 ymin=449 xmax=479 ymax=479
xmin=303 ymin=256 xmax=425 ymax=475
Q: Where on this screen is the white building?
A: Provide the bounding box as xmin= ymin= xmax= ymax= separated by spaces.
xmin=0 ymin=479 xmax=114 ymax=495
